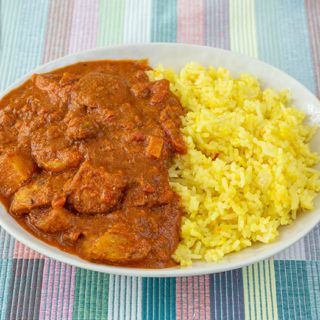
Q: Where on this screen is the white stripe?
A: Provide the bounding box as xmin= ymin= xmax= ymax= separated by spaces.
xmin=123 ymin=0 xmax=151 ymax=43
xmin=107 ymin=275 xmax=115 ymax=320
xmin=137 ymin=277 xmax=142 ymax=320
xmin=108 ymin=275 xmax=142 ymax=320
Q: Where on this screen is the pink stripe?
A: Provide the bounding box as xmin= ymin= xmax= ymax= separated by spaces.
xmin=176 ymin=276 xmax=210 ymax=320
xmin=176 ymin=278 xmax=182 ymax=319
xmin=204 ymin=275 xmax=211 ymax=318
xmin=187 ymin=277 xmax=194 ymax=318
xmin=39 ymin=260 xmax=76 ymax=320
xmin=177 ymin=0 xmax=205 ymax=45
xmin=13 ymin=241 xmax=44 ymax=259
xmin=69 ymin=0 xmax=100 ymax=53
xmin=193 ymin=277 xmax=200 ymax=319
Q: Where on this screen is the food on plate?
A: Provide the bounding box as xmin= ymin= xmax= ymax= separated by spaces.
xmin=0 ymin=60 xmax=186 ymax=268
xmin=1 ymin=58 xmax=320 ymax=269
xmin=149 ymin=63 xmax=320 ymax=266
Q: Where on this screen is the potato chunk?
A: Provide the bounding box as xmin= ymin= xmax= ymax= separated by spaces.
xmin=66 ymin=162 xmax=127 ymax=213
xmin=83 ymin=223 xmax=151 ymax=263
xmin=146 ymin=136 xmax=163 ymax=158
xmin=30 ymin=207 xmax=72 ymax=233
xmin=0 ymin=151 xmax=35 ymax=197
xmin=11 ymin=171 xmax=73 ymax=215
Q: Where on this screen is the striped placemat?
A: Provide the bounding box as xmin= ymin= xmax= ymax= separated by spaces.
xmin=0 ymin=1 xmax=319 ymax=319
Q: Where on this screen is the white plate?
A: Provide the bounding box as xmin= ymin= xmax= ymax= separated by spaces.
xmin=1 ymin=43 xmax=320 ymax=277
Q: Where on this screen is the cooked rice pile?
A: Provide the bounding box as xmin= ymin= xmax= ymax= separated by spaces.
xmin=149 ymin=63 xmax=320 ymax=266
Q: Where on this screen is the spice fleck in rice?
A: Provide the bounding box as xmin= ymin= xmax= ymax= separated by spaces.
xmin=149 ymin=63 xmax=320 ymax=266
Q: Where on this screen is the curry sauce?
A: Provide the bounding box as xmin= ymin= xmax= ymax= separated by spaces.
xmin=0 ymin=60 xmax=186 ymax=268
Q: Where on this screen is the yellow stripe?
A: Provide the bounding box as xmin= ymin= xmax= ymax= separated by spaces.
xmin=229 ymin=0 xmax=258 ymax=57
xmin=253 ymin=263 xmax=262 ymax=319
xmin=243 ymin=267 xmax=250 ymax=320
xmin=243 ymin=261 xmax=280 ymax=320
xmin=269 ymin=260 xmax=279 ymax=319
xmin=264 ymin=260 xmax=274 ymax=319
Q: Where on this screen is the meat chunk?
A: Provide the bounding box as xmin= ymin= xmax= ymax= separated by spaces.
xmin=74 ymin=72 xmax=131 ymax=108
xmin=130 ymin=82 xmax=149 ymax=98
xmin=65 ymin=112 xmax=99 ymax=140
xmin=66 ymin=162 xmax=127 ymax=213
xmin=146 ymin=136 xmax=163 ymax=158
xmin=33 ymin=73 xmax=77 ymax=104
xmin=160 ymin=118 xmax=186 ymax=154
xmin=0 ymin=151 xmax=35 ymax=197
xmin=30 ymin=207 xmax=72 ymax=233
xmin=82 ymin=222 xmax=151 ymax=263
xmin=31 ymin=124 xmax=82 ymax=172
xmin=10 ymin=171 xmax=73 ymax=215
xmin=150 ymin=79 xmax=170 ymax=104
xmin=124 ymin=168 xmax=174 ymax=207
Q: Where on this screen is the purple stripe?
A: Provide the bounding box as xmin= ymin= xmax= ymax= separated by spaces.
xmin=209 ymin=269 xmax=244 ymax=320
xmin=204 ymin=0 xmax=230 ymax=49
xmin=69 ymin=0 xmax=100 ymax=53
xmin=42 ymin=0 xmax=75 ymax=63
xmin=305 ymin=0 xmax=320 ymax=97
xmin=39 ymin=260 xmax=76 ymax=320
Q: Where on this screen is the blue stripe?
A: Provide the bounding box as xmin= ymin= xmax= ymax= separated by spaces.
xmin=0 ymin=259 xmax=13 ymax=320
xmin=151 ymin=0 xmax=177 ymax=42
xmin=0 ymin=0 xmax=50 ymax=91
xmin=204 ymin=0 xmax=230 ymax=49
xmin=142 ymin=278 xmax=176 ymax=320
xmin=306 ymin=261 xmax=320 ymax=320
xmin=304 ymin=223 xmax=320 ymax=260
xmin=275 ymin=260 xmax=312 ymax=320
xmin=209 ymin=269 xmax=245 ymax=320
xmin=255 ymin=0 xmax=315 ymax=92
xmin=0 ymin=228 xmax=15 ymax=259
xmin=5 ymin=259 xmax=45 ymax=320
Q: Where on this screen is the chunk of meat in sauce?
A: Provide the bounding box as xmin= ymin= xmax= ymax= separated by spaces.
xmin=124 ymin=167 xmax=174 ymax=207
xmin=73 ymin=72 xmax=131 ymax=108
xmin=0 ymin=151 xmax=35 ymax=197
xmin=64 ymin=108 xmax=99 ymax=141
xmin=31 ymin=124 xmax=82 ymax=172
xmin=33 ymin=73 xmax=78 ymax=104
xmin=160 ymin=105 xmax=187 ymax=154
xmin=10 ymin=171 xmax=73 ymax=215
xmin=66 ymin=161 xmax=127 ymax=213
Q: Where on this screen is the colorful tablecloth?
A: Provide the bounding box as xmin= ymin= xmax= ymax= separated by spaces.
xmin=0 ymin=0 xmax=320 ymax=319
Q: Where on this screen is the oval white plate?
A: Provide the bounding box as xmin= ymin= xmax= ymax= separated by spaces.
xmin=1 ymin=43 xmax=320 ymax=277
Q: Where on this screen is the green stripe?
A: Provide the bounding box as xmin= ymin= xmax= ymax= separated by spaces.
xmin=97 ymin=0 xmax=126 ymax=46
xmin=229 ymin=0 xmax=257 ymax=57
xmin=151 ymin=0 xmax=177 ymax=42
xmin=142 ymin=278 xmax=176 ymax=320
xmin=72 ymin=269 xmax=109 ymax=320
xmin=275 ymin=261 xmax=312 ymax=320
xmin=255 ymin=0 xmax=315 ymax=92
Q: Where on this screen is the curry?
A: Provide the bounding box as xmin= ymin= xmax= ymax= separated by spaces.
xmin=0 ymin=60 xmax=186 ymax=268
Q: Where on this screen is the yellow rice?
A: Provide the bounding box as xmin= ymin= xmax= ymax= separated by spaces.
xmin=149 ymin=63 xmax=320 ymax=266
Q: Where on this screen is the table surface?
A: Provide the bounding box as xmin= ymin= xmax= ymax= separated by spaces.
xmin=1 ymin=0 xmax=320 ymax=319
